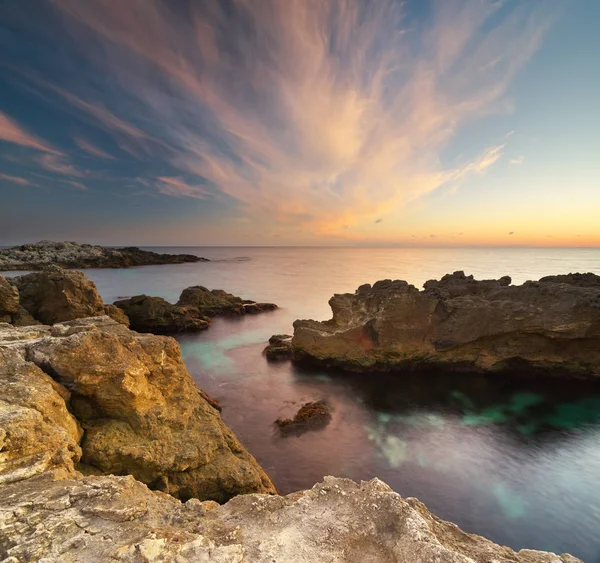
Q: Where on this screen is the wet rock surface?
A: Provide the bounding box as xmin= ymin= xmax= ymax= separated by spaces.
xmin=264 ymin=333 xmax=293 ymax=360
xmin=0 ymin=240 xmax=207 ymax=270
xmin=276 ymin=400 xmax=332 ymax=436
xmin=0 ymin=316 xmax=276 ymax=502
xmin=292 ymin=271 xmax=600 ymax=376
xmin=178 ymin=285 xmax=278 ymax=317
xmin=0 ymin=473 xmax=581 ymax=563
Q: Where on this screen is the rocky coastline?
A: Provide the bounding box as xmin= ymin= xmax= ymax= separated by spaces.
xmin=292 ymin=271 xmax=600 ymax=377
xmin=0 ymin=266 xmax=587 ymax=561
xmin=0 ymin=240 xmax=207 ymax=270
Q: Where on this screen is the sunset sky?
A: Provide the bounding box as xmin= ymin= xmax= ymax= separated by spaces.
xmin=1 ymin=0 xmax=599 ymax=247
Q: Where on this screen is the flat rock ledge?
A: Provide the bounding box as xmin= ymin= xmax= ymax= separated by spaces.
xmin=292 ymin=271 xmax=600 ymax=377
xmin=0 ymin=240 xmax=207 ymax=270
xmin=0 ymin=473 xmax=580 ymax=563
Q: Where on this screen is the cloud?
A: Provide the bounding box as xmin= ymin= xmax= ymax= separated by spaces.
xmin=0 ymin=111 xmax=59 ymax=154
xmin=43 ymin=0 xmax=553 ymax=235
xmin=0 ymin=173 xmax=35 ymax=186
xmin=509 ymin=155 xmax=525 ymax=165
xmin=36 ymin=154 xmax=85 ymax=177
xmin=74 ymin=137 xmax=115 ymax=159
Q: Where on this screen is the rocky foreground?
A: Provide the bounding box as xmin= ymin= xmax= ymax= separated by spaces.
xmin=292 ymin=271 xmax=600 ymax=376
xmin=0 ymin=240 xmax=207 ymax=270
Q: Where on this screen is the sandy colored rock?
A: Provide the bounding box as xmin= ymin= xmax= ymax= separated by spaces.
xmin=178 ymin=286 xmax=246 ymax=315
xmin=292 ymin=272 xmax=600 ymax=376
xmin=11 ymin=265 xmax=105 ymax=325
xmin=24 ymin=316 xmax=275 ymax=502
xmin=103 ymin=304 xmax=130 ymax=326
xmin=113 ymin=295 xmax=210 ymax=333
xmin=0 ymin=276 xmax=19 ymax=316
xmin=0 ymin=473 xmax=581 ymax=563
xmin=0 ymin=354 xmax=82 ymax=486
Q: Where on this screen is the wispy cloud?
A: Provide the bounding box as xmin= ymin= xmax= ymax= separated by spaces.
xmin=74 ymin=136 xmax=115 ymax=159
xmin=0 ymin=111 xmax=59 ymax=154
xmin=36 ymin=154 xmax=85 ymax=177
xmin=0 ymin=173 xmax=35 ymax=186
xmin=509 ymin=155 xmax=525 ymax=165
xmin=45 ymin=0 xmax=553 ymax=236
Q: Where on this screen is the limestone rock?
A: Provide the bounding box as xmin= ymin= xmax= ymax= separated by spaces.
xmin=0 ymin=276 xmax=19 ymax=316
xmin=275 ymin=400 xmax=332 ymax=436
xmin=264 ymin=334 xmax=293 ymax=361
xmin=0 ymin=354 xmax=82 ymax=486
xmin=103 ymin=304 xmax=130 ymax=327
xmin=11 ymin=265 xmax=105 ymax=325
xmin=292 ymin=272 xmax=600 ymax=376
xmin=113 ymin=295 xmax=210 ymax=333
xmin=178 ymin=286 xmax=278 ymax=317
xmin=0 ymin=240 xmax=207 ymax=270
xmin=0 ymin=473 xmax=581 ymax=563
xmin=21 ymin=316 xmax=275 ymax=502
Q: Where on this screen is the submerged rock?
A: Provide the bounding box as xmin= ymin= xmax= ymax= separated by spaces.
xmin=276 ymin=400 xmax=332 ymax=436
xmin=264 ymin=333 xmax=293 ymax=360
xmin=113 ymin=294 xmax=210 ymax=333
xmin=0 ymin=316 xmax=276 ymax=502
xmin=0 ymin=240 xmax=207 ymax=270
xmin=10 ymin=265 xmax=105 ymax=325
xmin=292 ymin=271 xmax=600 ymax=376
xmin=0 ymin=473 xmax=581 ymax=563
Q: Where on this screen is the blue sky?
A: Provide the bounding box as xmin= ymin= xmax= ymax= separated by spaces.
xmin=1 ymin=0 xmax=599 ymax=246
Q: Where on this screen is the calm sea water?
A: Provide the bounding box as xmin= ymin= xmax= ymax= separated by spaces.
xmin=10 ymin=247 xmax=600 ymax=561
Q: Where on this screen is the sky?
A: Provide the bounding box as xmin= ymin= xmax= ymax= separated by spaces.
xmin=0 ymin=0 xmax=599 ymax=247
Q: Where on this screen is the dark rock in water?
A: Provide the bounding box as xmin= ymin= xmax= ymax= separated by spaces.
xmin=0 ymin=240 xmax=207 ymax=270
xmin=264 ymin=334 xmax=293 ymax=361
xmin=292 ymin=271 xmax=600 ymax=376
xmin=276 ymin=400 xmax=332 ymax=436
xmin=113 ymin=295 xmax=210 ymax=333
xmin=103 ymin=304 xmax=130 ymax=327
xmin=10 ymin=266 xmax=105 ymax=325
xmin=0 ymin=316 xmax=276 ymax=502
xmin=178 ymin=285 xmax=277 ymax=317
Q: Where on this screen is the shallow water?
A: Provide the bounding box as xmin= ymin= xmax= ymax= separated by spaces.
xmin=10 ymin=246 xmax=600 ymax=561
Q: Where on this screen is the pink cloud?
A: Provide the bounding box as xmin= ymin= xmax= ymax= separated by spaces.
xmin=0 ymin=111 xmax=60 ymax=154
xmin=74 ymin=136 xmax=115 ymax=159
xmin=0 ymin=173 xmax=35 ymax=186
xmin=36 ymin=154 xmax=85 ymax=177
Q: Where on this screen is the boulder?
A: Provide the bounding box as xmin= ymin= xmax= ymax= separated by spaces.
xmin=0 ymin=350 xmax=82 ymax=486
xmin=8 ymin=316 xmax=276 ymax=502
xmin=103 ymin=304 xmax=130 ymax=327
xmin=264 ymin=334 xmax=293 ymax=360
xmin=0 ymin=473 xmax=581 ymax=562
xmin=275 ymin=400 xmax=332 ymax=436
xmin=177 ymin=286 xmax=278 ymax=317
xmin=113 ymin=295 xmax=210 ymax=333
xmin=0 ymin=240 xmax=208 ymax=270
xmin=292 ymin=272 xmax=600 ymax=376
xmin=0 ymin=276 xmax=19 ymax=317
xmin=10 ymin=265 xmax=104 ymax=325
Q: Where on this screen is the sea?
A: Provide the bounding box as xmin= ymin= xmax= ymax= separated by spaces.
xmin=7 ymin=246 xmax=600 ymax=561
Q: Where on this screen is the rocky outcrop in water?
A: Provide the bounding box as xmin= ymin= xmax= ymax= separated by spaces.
xmin=276 ymin=400 xmax=332 ymax=436
xmin=292 ymin=271 xmax=600 ymax=376
xmin=264 ymin=334 xmax=293 ymax=360
xmin=0 ymin=316 xmax=276 ymax=502
xmin=113 ymin=295 xmax=210 ymax=333
xmin=0 ymin=472 xmax=581 ymax=563
xmin=0 ymin=240 xmax=207 ymax=270
xmin=178 ymin=285 xmax=278 ymax=316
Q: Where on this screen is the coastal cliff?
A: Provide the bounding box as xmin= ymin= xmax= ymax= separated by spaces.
xmin=0 ymin=240 xmax=207 ymax=270
xmin=292 ymin=271 xmax=600 ymax=376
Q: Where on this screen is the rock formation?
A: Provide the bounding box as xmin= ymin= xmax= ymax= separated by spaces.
xmin=9 ymin=266 xmax=105 ymax=325
xmin=0 ymin=240 xmax=207 ymax=270
xmin=0 ymin=473 xmax=581 ymax=562
xmin=292 ymin=271 xmax=600 ymax=376
xmin=113 ymin=295 xmax=210 ymax=333
xmin=275 ymin=400 xmax=332 ymax=436
xmin=0 ymin=316 xmax=276 ymax=502
xmin=178 ymin=285 xmax=278 ymax=316
xmin=264 ymin=333 xmax=293 ymax=360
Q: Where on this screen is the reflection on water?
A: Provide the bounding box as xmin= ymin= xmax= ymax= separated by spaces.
xmin=30 ymin=246 xmax=600 ymax=562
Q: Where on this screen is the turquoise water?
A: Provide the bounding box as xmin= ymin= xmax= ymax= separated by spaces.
xmin=13 ymin=246 xmax=600 ymax=561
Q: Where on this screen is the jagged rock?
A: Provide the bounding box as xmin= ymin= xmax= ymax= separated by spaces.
xmin=539 ymin=272 xmax=600 ymax=287
xmin=0 ymin=352 xmax=82 ymax=486
xmin=0 ymin=276 xmax=19 ymax=316
xmin=0 ymin=240 xmax=207 ymax=270
xmin=275 ymin=400 xmax=332 ymax=436
xmin=264 ymin=334 xmax=293 ymax=360
xmin=103 ymin=304 xmax=130 ymax=327
xmin=292 ymin=272 xmax=600 ymax=376
xmin=10 ymin=265 xmax=105 ymax=325
xmin=0 ymin=317 xmax=276 ymax=502
xmin=113 ymin=295 xmax=210 ymax=333
xmin=0 ymin=473 xmax=581 ymax=563
xmin=10 ymin=306 xmax=41 ymax=327
xmin=178 ymin=286 xmax=278 ymax=317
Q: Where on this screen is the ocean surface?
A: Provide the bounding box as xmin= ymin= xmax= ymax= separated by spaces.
xmin=9 ymin=246 xmax=600 ymax=561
